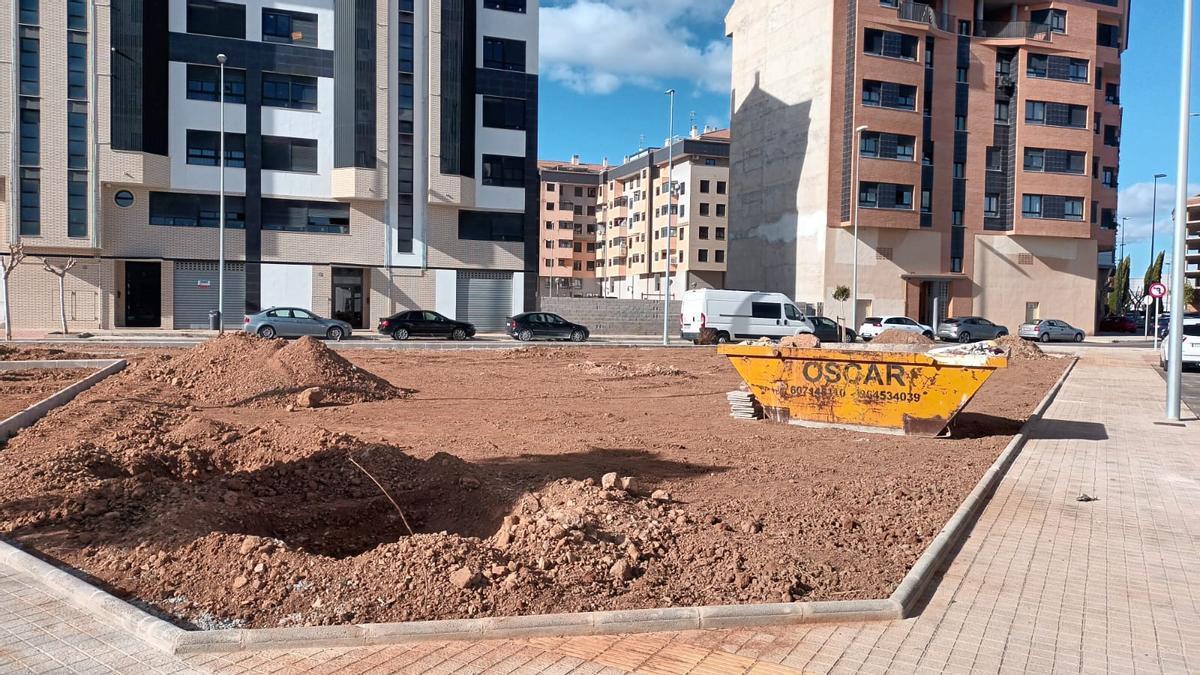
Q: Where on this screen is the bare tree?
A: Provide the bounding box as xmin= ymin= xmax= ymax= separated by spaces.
xmin=39 ymin=257 xmax=78 ymax=336
xmin=2 ymin=243 xmax=27 ymax=341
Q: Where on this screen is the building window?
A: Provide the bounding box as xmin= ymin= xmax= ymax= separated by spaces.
xmin=1025 ymin=101 xmax=1088 ymax=128
xmin=700 ymin=179 xmax=710 ymax=193
xmin=456 ymin=210 xmax=524 ymax=242
xmin=262 ymin=73 xmax=318 ymax=110
xmin=1027 ymin=54 xmax=1089 ymax=83
xmin=18 ymin=0 xmax=37 ymax=24
xmin=482 ymin=96 xmax=526 ymax=130
xmin=19 ymin=168 xmax=40 ymax=236
xmin=717 ymin=181 xmax=727 ymax=194
xmin=68 ymin=105 xmax=88 ymax=170
xmin=986 ymin=147 xmax=1002 ymax=171
xmin=955 ymin=115 xmax=966 ymax=130
xmin=951 ymin=210 xmax=963 ymax=226
xmin=114 ymin=190 xmax=135 ymax=208
xmin=262 ymin=136 xmax=318 ymax=173
xmin=860 ymin=131 xmax=916 ymax=161
xmin=921 ymin=189 xmax=932 ymax=213
xmin=1022 ymin=194 xmax=1042 ymax=218
xmin=262 ymin=9 xmax=318 ymax=47
xmin=483 ymin=37 xmax=526 ymax=72
xmin=1102 ymin=167 xmax=1117 ymax=188
xmin=699 ymin=203 xmax=710 ymax=217
xmin=67 ymin=0 xmax=86 ymax=29
xmin=68 ymin=171 xmax=88 ymax=238
xmin=862 ymin=80 xmax=917 ymax=111
xmin=1104 ymin=125 xmax=1121 ymax=147
xmin=546 ymin=183 xmax=555 ymax=192
xmin=1097 ymin=23 xmax=1121 ymax=49
xmin=482 ymin=155 xmax=526 ymax=188
xmin=994 ymin=100 xmax=1009 ymax=122
xmin=186 ymin=130 xmax=247 ymax=167
xmin=67 ymin=33 xmax=87 ymax=100
xmin=699 ymin=226 xmax=709 ymax=239
xmin=262 ymin=199 xmax=349 ymax=234
xmin=1023 ymin=148 xmax=1044 ymax=171
xmin=149 ymin=192 xmax=246 ymax=229
xmin=716 ymin=204 xmax=726 ymax=217
xmin=953 ymin=162 xmax=965 ymax=178
xmin=484 ymin=0 xmax=527 ymax=12
xmin=19 ymin=34 xmax=39 ymax=97
xmin=187 ymin=0 xmax=246 ymax=40
xmin=1031 ymin=8 xmax=1067 ymax=33
xmin=984 ymin=194 xmax=999 ymax=217
xmin=698 ymin=249 xmax=709 ymax=263
xmin=19 ymin=106 xmax=39 ymax=166
xmin=1105 ymin=83 xmax=1120 ymax=105
xmin=863 ymin=28 xmax=918 ymax=60
xmin=859 ymin=182 xmax=913 ymax=210
xmin=187 ymin=64 xmax=246 ymax=103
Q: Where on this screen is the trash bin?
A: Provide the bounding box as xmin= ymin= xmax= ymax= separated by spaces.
xmin=718 ymin=342 xmax=1008 ymax=437
xmin=208 ymin=309 xmax=221 ymax=330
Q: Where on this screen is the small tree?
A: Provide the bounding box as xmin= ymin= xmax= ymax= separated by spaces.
xmin=1185 ymin=282 xmax=1197 ymax=310
xmin=1107 ymin=256 xmax=1131 ymax=315
xmin=832 ymin=285 xmax=851 ymax=340
xmin=39 ymin=257 xmax=78 ymax=335
xmin=2 ymin=243 xmax=26 ymax=341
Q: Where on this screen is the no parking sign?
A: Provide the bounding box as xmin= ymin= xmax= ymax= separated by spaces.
xmin=1149 ymin=282 xmax=1167 ymax=299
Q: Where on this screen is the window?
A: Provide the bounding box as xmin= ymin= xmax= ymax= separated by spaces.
xmin=751 ymin=302 xmax=781 ymax=319
xmin=863 ymin=28 xmax=918 ymax=60
xmin=921 ymin=188 xmax=931 ymax=213
xmin=1022 ymin=194 xmax=1042 ymax=218
xmin=698 ymin=249 xmax=709 ymax=263
xmin=574 ymin=187 xmax=583 ymax=197
xmin=859 ymin=182 xmax=913 ymax=209
xmin=704 ymin=158 xmax=718 ymax=166
xmin=19 ymin=107 xmax=39 ymax=166
xmin=923 ymin=141 xmax=934 ymax=165
xmin=68 ymin=34 xmax=87 ymax=100
xmin=262 ymin=136 xmax=318 ymax=172
xmin=986 ymin=147 xmax=1002 ymax=171
xmin=262 ymin=9 xmax=318 ymax=47
xmin=1105 ymin=83 xmax=1120 ymax=105
xmin=699 ymin=226 xmax=709 ymax=239
xmin=984 ymin=194 xmax=999 ymax=217
xmin=994 ymin=100 xmax=1009 ymax=122
xmin=67 ymin=0 xmax=86 ymax=29
xmin=68 ymin=171 xmax=88 ymax=238
xmin=953 ymin=162 xmax=965 ymax=178
xmin=544 ymin=240 xmax=552 ymax=248
xmin=19 ymin=35 xmax=38 ymax=97
xmin=19 ymin=168 xmax=39 ymax=236
xmin=482 ymin=96 xmax=526 ymax=130
xmin=860 ymin=132 xmax=916 ymax=161
xmin=149 ymin=192 xmax=246 ymax=229
xmin=1025 ymin=101 xmax=1088 ymax=128
xmin=1102 ymin=167 xmax=1117 ymax=188
xmin=955 ymin=115 xmax=967 ymax=130
xmin=956 ymin=67 xmax=968 ymax=83
xmin=716 ymin=204 xmax=726 ymax=217
xmin=262 ymin=73 xmax=317 ymax=110
xmin=483 ymin=37 xmax=526 ymax=71
xmin=484 ymin=0 xmax=527 ymax=12
xmin=1104 ymin=125 xmax=1121 ymax=147
xmin=187 ymin=65 xmax=246 ymax=103
xmin=699 ymin=203 xmax=710 ymax=216
xmin=546 ymin=183 xmax=555 ymax=192
xmin=186 ymin=130 xmax=246 ymax=167
xmin=482 ymin=154 xmax=525 ymax=188
xmin=68 ymin=105 xmax=88 ymax=170
xmin=1097 ymin=23 xmax=1121 ymax=49
xmin=1023 ymin=148 xmax=1044 ymax=171
xmin=187 ymin=0 xmax=246 ymax=39
xmin=717 ymin=181 xmax=727 ymax=194
xmin=1031 ymin=8 xmax=1066 ymax=33
xmin=700 ymin=179 xmax=710 ymax=193
xmin=1027 ymin=54 xmax=1089 ymax=82
xmin=19 ymin=0 xmax=37 ymax=24
xmin=114 ymin=190 xmax=135 ymax=208
xmin=262 ymin=199 xmax=350 ymax=234
xmin=715 ymin=250 xmax=725 ymax=264
xmin=862 ymin=80 xmax=917 ymax=111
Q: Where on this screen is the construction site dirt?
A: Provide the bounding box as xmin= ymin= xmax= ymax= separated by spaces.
xmin=0 ymin=368 xmax=95 ymax=421
xmin=0 ymin=336 xmax=1065 ymax=629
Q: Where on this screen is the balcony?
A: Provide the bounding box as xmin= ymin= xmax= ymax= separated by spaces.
xmin=974 ymin=21 xmax=1052 ymax=41
xmin=894 ymin=1 xmax=952 ymax=32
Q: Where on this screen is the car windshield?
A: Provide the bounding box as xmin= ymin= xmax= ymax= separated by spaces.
xmin=943 ymin=318 xmax=962 ymax=324
xmin=864 ymin=317 xmax=882 ymax=324
xmin=1184 ymin=325 xmax=1200 ymax=337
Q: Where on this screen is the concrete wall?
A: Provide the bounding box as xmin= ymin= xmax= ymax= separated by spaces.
xmin=973 ymin=234 xmax=1099 ymax=334
xmin=540 ymin=297 xmax=683 ymax=336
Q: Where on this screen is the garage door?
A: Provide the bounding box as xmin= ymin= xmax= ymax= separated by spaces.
xmin=173 ymin=261 xmax=246 ymax=329
xmin=456 ymin=270 xmax=512 ymax=331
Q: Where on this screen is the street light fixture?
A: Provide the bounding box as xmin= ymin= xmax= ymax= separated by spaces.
xmin=1166 ymin=0 xmax=1193 ymax=421
xmin=217 ymin=53 xmax=227 ymax=334
xmin=850 ymin=125 xmax=869 ymax=338
xmin=662 ymin=88 xmax=676 ymax=346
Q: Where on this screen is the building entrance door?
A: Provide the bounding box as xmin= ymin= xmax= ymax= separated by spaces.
xmin=124 ymin=262 xmax=161 ymax=328
xmin=331 ymin=267 xmax=365 ymax=328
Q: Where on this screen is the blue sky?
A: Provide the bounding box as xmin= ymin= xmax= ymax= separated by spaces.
xmin=538 ymin=1 xmax=1200 ymax=279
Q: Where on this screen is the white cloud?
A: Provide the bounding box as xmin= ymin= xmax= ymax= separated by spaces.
xmin=539 ymin=0 xmax=733 ymax=95
xmin=1117 ymin=181 xmax=1200 ymax=242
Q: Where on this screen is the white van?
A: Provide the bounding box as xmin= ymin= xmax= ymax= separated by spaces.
xmin=680 ymin=289 xmax=815 ymax=343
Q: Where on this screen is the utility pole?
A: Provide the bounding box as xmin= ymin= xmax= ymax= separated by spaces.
xmin=1166 ymin=0 xmax=1192 ymax=421
xmin=217 ymin=53 xmax=227 ymax=334
xmin=662 ymin=89 xmax=676 ymax=346
xmin=851 ymin=125 xmax=869 ymax=338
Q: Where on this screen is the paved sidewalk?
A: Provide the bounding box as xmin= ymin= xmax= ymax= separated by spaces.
xmin=1 ymin=348 xmax=1197 ymax=673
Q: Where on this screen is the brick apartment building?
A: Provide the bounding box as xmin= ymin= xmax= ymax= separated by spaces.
xmin=725 ymin=0 xmax=1127 ymax=332
xmin=1187 ymin=197 xmax=1200 ymax=292
xmin=1 ymin=0 xmax=539 ymax=333
xmin=537 ymin=127 xmax=731 ymax=301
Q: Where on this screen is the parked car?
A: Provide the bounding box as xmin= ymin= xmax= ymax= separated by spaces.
xmin=1099 ymin=315 xmax=1139 ymax=333
xmin=1156 ymin=313 xmax=1200 ymax=339
xmin=858 ymin=316 xmax=934 ymax=341
xmin=507 ymin=312 xmax=590 ymax=342
xmin=936 ymin=316 xmax=1009 ymax=343
xmin=377 ymin=310 xmax=476 ymax=340
xmin=808 ymin=316 xmax=857 ymax=343
xmin=244 ymin=307 xmax=352 ymax=340
xmin=1159 ymin=318 xmax=1200 ymax=370
xmin=1018 ymin=319 xmax=1084 ymax=343
xmin=680 ymin=289 xmax=814 ymax=343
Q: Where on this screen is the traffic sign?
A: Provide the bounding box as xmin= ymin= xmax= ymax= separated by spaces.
xmin=1149 ymin=282 xmax=1167 ymax=299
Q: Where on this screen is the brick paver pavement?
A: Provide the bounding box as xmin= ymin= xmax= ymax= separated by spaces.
xmin=1 ymin=348 xmax=1197 ymax=674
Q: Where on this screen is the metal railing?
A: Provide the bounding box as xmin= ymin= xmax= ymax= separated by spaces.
xmin=974 ymin=21 xmax=1053 ymax=41
xmin=896 ymin=1 xmax=952 ymax=31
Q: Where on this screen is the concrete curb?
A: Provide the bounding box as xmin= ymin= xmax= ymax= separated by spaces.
xmin=0 ymin=357 xmax=1077 ymax=654
xmin=0 ymin=360 xmax=127 ymax=440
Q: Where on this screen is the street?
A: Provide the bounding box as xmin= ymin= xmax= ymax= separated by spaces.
xmin=1157 ymin=366 xmax=1200 ymax=419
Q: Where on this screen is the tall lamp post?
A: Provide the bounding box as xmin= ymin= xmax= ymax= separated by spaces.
xmin=217 ymin=53 xmax=228 ymax=334
xmin=662 ymin=88 xmax=676 ymax=346
xmin=850 ymin=125 xmax=869 ymax=338
xmin=1166 ymin=0 xmax=1193 ymax=421
xmin=1119 ymin=216 xmax=1129 ymax=263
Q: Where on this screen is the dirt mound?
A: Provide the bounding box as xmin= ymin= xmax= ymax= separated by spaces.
xmin=569 ymin=360 xmax=690 ymax=379
xmin=136 ymin=334 xmax=403 ymax=407
xmin=871 ymin=329 xmax=934 ymax=345
xmin=995 ymin=335 xmax=1049 ymax=361
xmin=780 ymin=334 xmax=821 ymax=349
xmin=499 ymin=346 xmax=569 ymax=360
xmin=0 ymin=345 xmax=95 ymax=361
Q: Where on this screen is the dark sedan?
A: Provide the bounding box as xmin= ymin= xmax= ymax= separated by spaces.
xmin=809 ymin=316 xmax=857 ymax=342
xmin=1099 ymin=315 xmax=1139 ymax=333
xmin=507 ymin=312 xmax=589 ymax=342
xmin=377 ymin=310 xmax=476 ymax=340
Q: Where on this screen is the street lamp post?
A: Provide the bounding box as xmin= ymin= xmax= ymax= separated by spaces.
xmin=1120 ymin=216 xmax=1129 ymax=263
xmin=662 ymin=88 xmax=676 ymax=346
xmin=217 ymin=53 xmax=227 ymax=334
xmin=850 ymin=125 xmax=869 ymax=338
xmin=1166 ymin=0 xmax=1193 ymax=421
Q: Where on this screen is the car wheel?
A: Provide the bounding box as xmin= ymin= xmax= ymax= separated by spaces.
xmin=570 ymin=329 xmax=587 ymax=342
xmin=923 ymin=330 xmax=934 ymax=339
xmin=1161 ymin=357 xmax=1168 ymax=371
xmin=451 ymin=327 xmax=467 ymax=341
xmin=326 ymin=326 xmax=345 ymax=341
xmin=997 ymin=331 xmax=1008 ymax=338
xmin=959 ymin=332 xmax=972 ymax=344
xmin=716 ymin=331 xmax=731 ymax=344
xmin=517 ymin=328 xmax=534 ymax=342
xmin=257 ymin=325 xmax=276 ymax=339
xmin=1040 ymin=333 xmax=1051 ymax=343
xmin=392 ymin=328 xmax=409 ymax=341
xmin=1074 ymin=332 xmax=1084 ymax=343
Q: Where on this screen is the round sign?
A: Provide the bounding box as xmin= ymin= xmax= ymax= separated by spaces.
xmin=1149 ymin=282 xmax=1167 ymax=299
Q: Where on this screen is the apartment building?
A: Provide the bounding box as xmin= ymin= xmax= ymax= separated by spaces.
xmin=0 ymin=0 xmax=539 ymax=333
xmin=537 ymin=157 xmax=603 ymax=297
xmin=725 ymin=0 xmax=1126 ymax=333
xmin=1187 ymin=197 xmax=1200 ymax=292
xmin=593 ymin=128 xmax=730 ymax=300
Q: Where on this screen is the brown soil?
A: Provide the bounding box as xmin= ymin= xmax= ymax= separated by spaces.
xmin=0 ymin=369 xmax=94 ymax=420
xmin=995 ymin=335 xmax=1049 ymax=361
xmin=0 ymin=342 xmax=1066 ymax=629
xmin=0 ymin=345 xmax=97 ymax=361
xmin=871 ymin=329 xmax=934 ymax=345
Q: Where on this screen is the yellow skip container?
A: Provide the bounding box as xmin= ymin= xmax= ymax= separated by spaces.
xmin=717 ymin=342 xmax=1008 ymax=437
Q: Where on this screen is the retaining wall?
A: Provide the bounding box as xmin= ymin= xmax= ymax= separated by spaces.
xmin=540 ymin=298 xmax=683 ymax=336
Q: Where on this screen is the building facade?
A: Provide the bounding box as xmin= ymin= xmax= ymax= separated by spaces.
xmin=592 ymin=128 xmax=730 ymax=301
xmin=1186 ymin=197 xmax=1200 ymax=294
xmin=537 ymin=157 xmax=603 ymax=297
xmin=725 ymin=0 xmax=1126 ymax=332
xmin=0 ymin=0 xmax=538 ymax=333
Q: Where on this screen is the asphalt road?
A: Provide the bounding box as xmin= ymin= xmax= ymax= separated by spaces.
xmin=1156 ymin=366 xmax=1200 ymax=420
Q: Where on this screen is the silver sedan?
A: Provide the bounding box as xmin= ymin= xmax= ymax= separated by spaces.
xmin=1018 ymin=319 xmax=1084 ymax=343
xmin=936 ymin=316 xmax=1009 ymax=342
xmin=243 ymin=307 xmax=352 ymax=340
